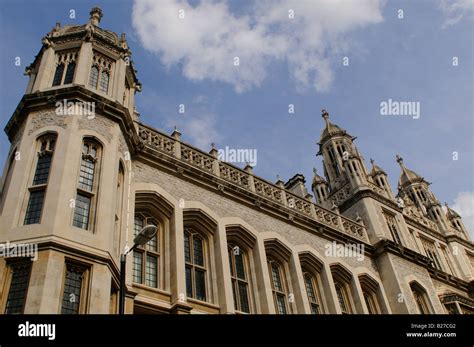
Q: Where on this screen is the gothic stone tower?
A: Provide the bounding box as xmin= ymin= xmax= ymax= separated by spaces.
xmin=0 ymin=7 xmax=141 ymax=313
xmin=315 ymin=110 xmax=473 ymax=314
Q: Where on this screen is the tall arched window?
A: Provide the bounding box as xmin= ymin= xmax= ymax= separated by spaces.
xmin=334 ymin=282 xmax=351 ymax=314
xmin=52 ymin=50 xmax=77 ymax=86
xmin=383 ymin=211 xmax=403 ymax=245
xmin=72 ymin=138 xmax=101 ymax=230
xmin=410 ymin=282 xmax=431 ymax=314
xmin=99 ymin=71 xmax=109 ymax=93
xmin=299 ymin=253 xmax=326 ymax=314
xmin=303 ymin=272 xmax=323 ymax=314
xmin=24 ymin=134 xmax=56 ymax=225
xmin=331 ymin=264 xmax=355 ymax=314
xmin=359 ymin=275 xmax=382 ymax=314
xmin=132 ymin=212 xmax=159 ymax=288
xmin=88 ymin=66 xmax=99 ymax=88
xmin=52 ymin=63 xmax=65 ymax=86
xmin=63 ymin=62 xmax=76 ymax=84
xmin=363 ymin=292 xmax=378 ymax=314
xmin=228 ymin=245 xmax=251 ymax=313
xmin=89 ymin=51 xmax=113 ymax=94
xmin=268 ymin=259 xmax=290 ymax=314
xmin=4 ymin=259 xmax=32 ymax=314
xmin=184 ymin=230 xmax=207 ymax=301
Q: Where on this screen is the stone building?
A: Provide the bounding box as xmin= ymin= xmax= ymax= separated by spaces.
xmin=0 ymin=7 xmax=473 ymax=314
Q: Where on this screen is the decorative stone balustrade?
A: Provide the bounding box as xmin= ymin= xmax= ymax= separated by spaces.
xmin=328 ymin=183 xmax=352 ymax=206
xmin=137 ymin=124 xmax=368 ymax=242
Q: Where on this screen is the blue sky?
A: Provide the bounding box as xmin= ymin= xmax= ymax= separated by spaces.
xmin=0 ymin=0 xmax=473 ymax=231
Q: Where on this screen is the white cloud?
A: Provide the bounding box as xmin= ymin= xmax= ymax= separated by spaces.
xmin=451 ymin=191 xmax=474 ymax=239
xmin=165 ymin=95 xmax=223 ymax=149
xmin=438 ymin=0 xmax=474 ymax=28
xmin=132 ymin=0 xmax=384 ymax=93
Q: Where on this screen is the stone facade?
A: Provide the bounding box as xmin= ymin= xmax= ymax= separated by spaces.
xmin=0 ymin=7 xmax=473 ymax=315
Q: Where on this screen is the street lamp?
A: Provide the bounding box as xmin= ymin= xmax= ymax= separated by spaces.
xmin=119 ymin=224 xmax=158 ymax=314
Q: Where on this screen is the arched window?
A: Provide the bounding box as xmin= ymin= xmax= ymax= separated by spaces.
xmin=52 ymin=63 xmax=65 ymax=86
xmin=99 ymin=71 xmax=109 ymax=93
xmin=299 ymin=253 xmax=326 ymax=314
xmin=72 ymin=138 xmax=101 ymax=230
xmin=228 ymin=245 xmax=251 ymax=313
xmin=420 ymin=238 xmax=443 ymax=271
xmin=63 ymin=62 xmax=76 ymax=84
xmin=88 ymin=66 xmax=99 ymax=89
xmin=268 ymin=259 xmax=290 ymax=314
xmin=303 ymin=272 xmax=323 ymax=314
xmin=52 ymin=51 xmax=77 ymax=86
xmin=410 ymin=282 xmax=431 ymax=314
xmin=132 ymin=212 xmax=159 ymax=288
xmin=327 ymin=147 xmax=340 ymax=177
xmin=331 ymin=264 xmax=354 ymax=314
xmin=184 ymin=230 xmax=207 ymax=301
xmin=89 ymin=51 xmax=113 ymax=94
xmin=383 ymin=211 xmax=403 ymax=245
xmin=334 ymin=282 xmax=351 ymax=314
xmin=24 ymin=134 xmax=56 ymax=225
xmin=359 ymin=275 xmax=382 ymax=314
xmin=4 ymin=259 xmax=32 ymax=314
xmin=363 ymin=292 xmax=377 ymax=314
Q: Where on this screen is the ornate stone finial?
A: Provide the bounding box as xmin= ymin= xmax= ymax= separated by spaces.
xmin=171 ymin=125 xmax=181 ymax=140
xmin=89 ymin=7 xmax=103 ymax=26
xmin=244 ymin=162 xmax=254 ymax=173
xmin=370 ymin=158 xmax=375 ymax=166
xmin=120 ymin=33 xmax=128 ymax=49
xmin=209 ymin=142 xmax=218 ymax=158
xmin=321 ymin=109 xmax=329 ymax=120
xmin=321 ymin=109 xmax=331 ymax=130
xmin=396 ymin=154 xmax=403 ymax=165
xmin=53 ymin=22 xmax=60 ymax=34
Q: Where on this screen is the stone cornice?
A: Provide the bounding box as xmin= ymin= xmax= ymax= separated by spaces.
xmin=373 ymin=239 xmax=471 ymax=289
xmin=4 ymin=86 xmax=139 ymax=155
xmin=439 ymin=293 xmax=474 ymax=307
xmin=445 ymin=234 xmax=474 ymax=249
xmin=35 ymin=240 xmax=120 ymax=285
xmin=373 ymin=239 xmax=432 ymax=267
xmin=428 ymin=267 xmax=471 ymax=292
